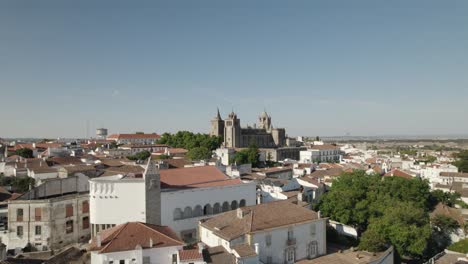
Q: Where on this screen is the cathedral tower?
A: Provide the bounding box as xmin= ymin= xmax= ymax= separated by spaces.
xmin=258 ymin=111 xmax=272 ymax=132
xmin=224 ymin=111 xmax=241 ymax=148
xmin=210 ymin=108 xmax=225 ymax=138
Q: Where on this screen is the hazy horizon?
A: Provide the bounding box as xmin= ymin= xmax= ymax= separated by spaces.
xmin=1 ymin=0 xmax=467 ymax=138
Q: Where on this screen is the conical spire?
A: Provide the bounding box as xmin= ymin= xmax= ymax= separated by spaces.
xmin=216 ymin=107 xmax=221 ymax=119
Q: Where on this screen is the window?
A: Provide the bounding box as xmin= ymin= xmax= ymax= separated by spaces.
xmin=183 ymin=207 xmax=192 ymax=219
xmin=265 ymin=234 xmax=272 ymax=247
xmin=65 ymin=204 xmax=73 ymax=217
xmin=310 ymin=223 xmax=316 ymax=236
xmin=287 ymin=228 xmax=294 ymax=240
xmin=35 ymin=208 xmax=42 ymax=221
xmin=142 ymin=257 xmax=150 ymax=264
xmin=17 ymin=226 xmax=23 ymax=237
xmin=267 ymin=256 xmax=272 ymax=264
xmin=82 ymin=201 xmax=89 ymax=214
xmin=66 ymin=220 xmax=74 ymax=234
xmin=17 ymin=209 xmax=23 ymax=222
xmin=35 ymin=225 xmax=42 ymax=235
xmin=286 ymin=248 xmax=295 ymax=262
xmin=172 ymin=254 xmax=177 ymax=264
xmin=119 ymin=261 xmax=125 ymax=264
xmin=307 ymin=241 xmax=318 ymax=259
xmin=173 ymin=208 xmax=183 ymax=220
xmin=83 ymin=217 xmax=90 ymax=229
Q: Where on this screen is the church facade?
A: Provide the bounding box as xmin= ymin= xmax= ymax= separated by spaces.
xmin=210 ymin=109 xmax=286 ymax=148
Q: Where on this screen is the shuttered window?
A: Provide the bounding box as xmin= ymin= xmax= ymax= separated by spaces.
xmin=35 ymin=208 xmax=42 ymax=221
xmin=82 ymin=201 xmax=89 ymax=214
xmin=65 ymin=204 xmax=73 ymax=217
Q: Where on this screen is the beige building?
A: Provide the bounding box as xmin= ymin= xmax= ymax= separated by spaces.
xmin=7 ymin=176 xmax=90 ymax=251
xmin=211 ymin=110 xmax=286 ymax=149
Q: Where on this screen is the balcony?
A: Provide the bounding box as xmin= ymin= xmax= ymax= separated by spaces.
xmin=286 ymin=237 xmax=296 ymax=246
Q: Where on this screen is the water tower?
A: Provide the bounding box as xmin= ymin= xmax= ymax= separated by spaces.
xmin=96 ymin=128 xmax=108 ymax=139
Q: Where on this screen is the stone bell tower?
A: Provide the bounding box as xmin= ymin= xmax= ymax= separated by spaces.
xmin=210 ymin=108 xmax=225 ymax=138
xmin=144 ymin=158 xmax=161 ymax=225
xmin=224 ymin=111 xmax=241 ymax=148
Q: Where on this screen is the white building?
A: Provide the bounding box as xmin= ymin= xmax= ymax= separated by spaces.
xmin=90 ymin=160 xmax=256 ymax=241
xmin=106 ymin=133 xmax=161 ymax=145
xmin=215 ymin=148 xmax=236 ymax=166
xmin=420 ymin=164 xmax=459 ymax=185
xmin=439 ymin=172 xmax=468 ymax=185
xmin=199 ymin=201 xmax=327 ymax=264
xmin=89 ymin=222 xmax=196 ymax=264
xmin=300 ymin=145 xmax=341 ymax=163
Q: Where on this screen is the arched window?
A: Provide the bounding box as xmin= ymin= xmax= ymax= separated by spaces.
xmin=183 ymin=206 xmax=192 ymax=219
xmin=173 ymin=208 xmax=183 ymax=220
xmin=222 ymin=202 xmax=230 ymax=212
xmin=231 ymin=200 xmax=238 ymax=210
xmin=239 ymin=199 xmax=246 ymax=207
xmin=193 ymin=205 xmax=203 ymax=217
xmin=203 ymin=204 xmax=213 ymax=215
xmin=213 ymin=203 xmax=221 ymax=214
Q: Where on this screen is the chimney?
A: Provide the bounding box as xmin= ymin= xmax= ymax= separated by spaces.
xmin=237 ymin=208 xmax=249 ymax=219
xmin=318 ymin=211 xmax=321 ymax=219
xmin=197 ymin=242 xmax=204 ymax=254
xmin=96 ymin=234 xmax=101 ymax=247
xmin=297 ymin=192 xmax=303 ymax=202
xmin=149 ymin=238 xmax=154 ymax=248
xmin=254 ymin=243 xmax=259 ymax=255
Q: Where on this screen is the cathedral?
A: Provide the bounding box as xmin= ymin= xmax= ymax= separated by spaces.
xmin=210 ymin=109 xmax=286 ymax=148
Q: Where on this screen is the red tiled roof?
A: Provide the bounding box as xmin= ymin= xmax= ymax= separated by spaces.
xmin=107 ymin=133 xmax=160 ymax=140
xmin=384 ymin=169 xmax=413 ymax=179
xmin=89 ymin=222 xmax=183 ymax=254
xmin=310 ymin=144 xmax=340 ymax=150
xmin=179 ymin=249 xmax=203 ymax=261
xmin=160 ymin=166 xmax=241 ymax=189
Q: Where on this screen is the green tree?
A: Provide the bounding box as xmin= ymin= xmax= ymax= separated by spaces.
xmin=6 ymin=176 xmax=35 ymax=193
xmin=453 ymin=150 xmax=468 ymax=173
xmin=360 ymin=202 xmax=431 ymax=257
xmin=319 ymin=170 xmax=434 ymax=258
xmin=319 ymin=171 xmax=380 ymax=233
xmin=157 ymin=131 xmax=222 ymax=151
xmin=430 ymin=189 xmax=462 ymax=207
xmin=15 ymin=148 xmax=33 ymax=158
xmin=127 ymin=150 xmax=151 ymax=161
xmin=186 ymin=147 xmax=212 ymax=161
xmin=231 ymin=145 xmax=260 ymax=167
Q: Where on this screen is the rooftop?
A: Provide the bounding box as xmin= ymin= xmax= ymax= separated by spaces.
xmin=107 ymin=133 xmax=160 ymax=140
xmin=89 ymin=222 xmax=183 ymax=254
xmin=200 ymin=200 xmax=319 ymax=240
xmin=160 ymin=166 xmax=242 ymax=189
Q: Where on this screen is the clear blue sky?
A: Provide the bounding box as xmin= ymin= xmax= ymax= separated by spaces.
xmin=1 ymin=0 xmax=467 ymax=138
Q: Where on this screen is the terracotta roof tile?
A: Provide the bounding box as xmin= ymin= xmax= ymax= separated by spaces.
xmin=179 ymin=249 xmax=203 ymax=261
xmin=89 ymin=222 xmax=183 ymax=254
xmin=200 ymin=201 xmax=319 ymax=240
xmin=384 ymin=169 xmax=413 ymax=179
xmin=160 ymin=166 xmax=241 ymax=189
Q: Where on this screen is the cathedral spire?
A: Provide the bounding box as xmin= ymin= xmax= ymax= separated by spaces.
xmin=216 ymin=107 xmax=221 ymax=119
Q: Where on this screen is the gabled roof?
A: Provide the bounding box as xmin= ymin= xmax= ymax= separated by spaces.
xmin=107 ymin=133 xmax=160 ymax=140
xmin=384 ymin=169 xmax=413 ymax=179
xmin=440 ymin=172 xmax=468 ymax=178
xmin=179 ymin=249 xmax=203 ymax=261
xmin=89 ymin=222 xmax=183 ymax=254
xmin=160 ymin=166 xmax=242 ymax=189
xmin=200 ymin=201 xmax=319 ymax=240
